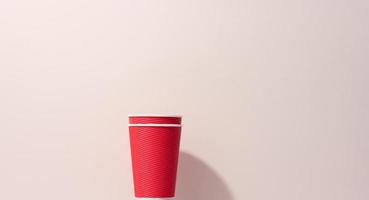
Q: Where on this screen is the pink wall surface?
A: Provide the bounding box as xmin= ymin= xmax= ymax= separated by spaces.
xmin=0 ymin=0 xmax=368 ymax=199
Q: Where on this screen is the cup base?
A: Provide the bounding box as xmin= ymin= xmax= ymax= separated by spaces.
xmin=135 ymin=198 xmax=174 ymax=200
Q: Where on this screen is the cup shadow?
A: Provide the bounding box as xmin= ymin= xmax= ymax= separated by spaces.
xmin=176 ymin=152 xmax=234 ymax=200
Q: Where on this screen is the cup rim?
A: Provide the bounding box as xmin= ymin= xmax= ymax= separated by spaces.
xmin=129 ymin=123 xmax=182 ymax=127
xmin=128 ymin=114 xmax=182 ymax=118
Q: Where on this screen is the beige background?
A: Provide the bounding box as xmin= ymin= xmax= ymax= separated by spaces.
xmin=1 ymin=0 xmax=369 ymax=199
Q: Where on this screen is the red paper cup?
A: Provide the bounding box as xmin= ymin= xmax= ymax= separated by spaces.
xmin=129 ymin=115 xmax=182 ymax=199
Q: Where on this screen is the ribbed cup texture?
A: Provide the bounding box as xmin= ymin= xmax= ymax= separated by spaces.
xmin=129 ymin=118 xmax=181 ymax=198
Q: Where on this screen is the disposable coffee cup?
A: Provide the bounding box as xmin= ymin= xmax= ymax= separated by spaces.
xmin=129 ymin=115 xmax=182 ymax=200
